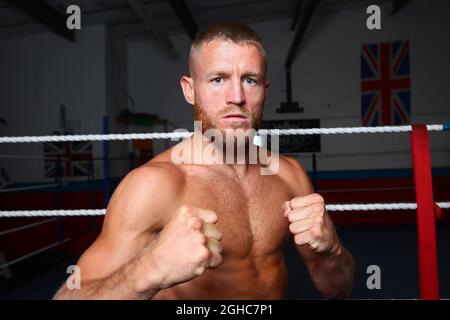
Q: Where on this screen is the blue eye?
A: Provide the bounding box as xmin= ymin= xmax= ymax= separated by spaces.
xmin=212 ymin=77 xmax=224 ymax=84
xmin=245 ymin=78 xmax=257 ymax=85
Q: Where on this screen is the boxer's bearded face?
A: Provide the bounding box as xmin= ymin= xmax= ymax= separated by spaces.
xmin=193 ymin=102 xmax=262 ymax=133
xmin=188 ymin=40 xmax=269 ymax=139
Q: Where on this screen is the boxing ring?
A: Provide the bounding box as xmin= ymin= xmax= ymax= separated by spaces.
xmin=0 ymin=123 xmax=449 ymax=300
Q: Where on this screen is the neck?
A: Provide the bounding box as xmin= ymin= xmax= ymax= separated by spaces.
xmin=190 ymin=131 xmax=258 ymax=165
xmin=170 ymin=130 xmax=278 ymax=176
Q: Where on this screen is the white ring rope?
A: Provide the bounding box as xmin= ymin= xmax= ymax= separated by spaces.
xmin=0 ymin=124 xmax=448 ymax=143
xmin=0 ymin=209 xmax=106 ymax=217
xmin=0 ymin=202 xmax=448 ymax=217
xmin=259 ymin=124 xmax=446 ymax=136
xmin=326 ymin=202 xmax=450 ymax=211
xmin=0 ymin=132 xmax=192 ymax=143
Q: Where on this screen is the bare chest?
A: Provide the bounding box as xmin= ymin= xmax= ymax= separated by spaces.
xmin=180 ymin=167 xmax=294 ymax=258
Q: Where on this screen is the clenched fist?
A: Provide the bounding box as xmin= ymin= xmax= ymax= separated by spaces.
xmin=283 ymin=193 xmax=340 ymax=256
xmin=138 ymin=205 xmax=223 ymax=290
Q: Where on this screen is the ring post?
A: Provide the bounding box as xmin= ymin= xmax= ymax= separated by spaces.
xmin=410 ymin=124 xmax=440 ymax=300
xmin=102 ymin=116 xmax=110 ymax=207
xmin=55 ymin=156 xmax=63 ymax=244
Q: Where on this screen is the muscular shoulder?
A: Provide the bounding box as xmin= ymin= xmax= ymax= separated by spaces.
xmin=74 ymin=161 xmax=185 ymax=280
xmin=277 ymin=156 xmax=314 ymax=197
xmin=103 ymin=160 xmax=186 ymax=235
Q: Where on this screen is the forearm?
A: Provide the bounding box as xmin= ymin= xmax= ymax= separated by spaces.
xmin=306 ymin=245 xmax=355 ymax=299
xmin=53 ymin=256 xmax=161 ymax=300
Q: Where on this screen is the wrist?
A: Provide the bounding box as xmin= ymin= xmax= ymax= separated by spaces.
xmin=314 ymin=237 xmax=342 ymax=259
xmin=329 ymin=240 xmax=343 ymax=257
xmin=128 ymin=253 xmax=164 ymax=297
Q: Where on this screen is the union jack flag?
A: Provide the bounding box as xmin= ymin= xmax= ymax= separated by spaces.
xmin=44 ymin=141 xmax=93 ymax=177
xmin=361 ymin=40 xmax=411 ymax=126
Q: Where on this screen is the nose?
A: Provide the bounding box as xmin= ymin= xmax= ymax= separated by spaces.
xmin=226 ymin=79 xmax=245 ymax=106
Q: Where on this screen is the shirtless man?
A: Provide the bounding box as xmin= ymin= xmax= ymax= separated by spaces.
xmin=54 ymin=21 xmax=354 ymax=300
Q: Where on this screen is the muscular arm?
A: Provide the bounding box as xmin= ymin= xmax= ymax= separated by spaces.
xmin=54 ymin=250 xmax=161 ymax=300
xmin=53 ymin=162 xmax=184 ymax=300
xmin=283 ymin=157 xmax=355 ymax=299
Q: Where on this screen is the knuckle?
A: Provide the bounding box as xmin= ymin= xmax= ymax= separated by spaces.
xmin=294 ymin=234 xmax=303 ymax=245
xmin=313 ymin=193 xmax=324 ymax=203
xmin=289 ymin=223 xmax=297 ymax=234
xmin=314 ymin=216 xmax=324 ymax=226
xmin=213 ymin=253 xmax=223 ymax=266
xmin=287 ymin=212 xmax=296 ymax=223
xmin=198 ymin=268 xmax=205 ymax=275
xmin=290 ymin=209 xmax=302 ymax=220
xmin=313 ymin=202 xmax=323 ymax=210
xmin=190 ymin=216 xmax=202 ymax=228
xmin=188 ymin=207 xmax=198 ymax=217
xmin=198 ymin=248 xmax=211 ymax=261
xmin=196 ymin=233 xmax=206 ymax=244
xmin=312 ymin=204 xmax=324 ymax=216
xmin=310 ymin=227 xmax=322 ymax=239
xmin=179 ymin=205 xmax=191 ymax=217
xmin=195 ymin=266 xmax=205 ymax=275
xmin=210 ymin=211 xmax=218 ymax=221
xmin=288 ymin=199 xmax=294 ymax=209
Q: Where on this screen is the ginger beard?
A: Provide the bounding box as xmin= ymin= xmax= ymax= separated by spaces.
xmin=193 ymin=101 xmax=263 ymax=149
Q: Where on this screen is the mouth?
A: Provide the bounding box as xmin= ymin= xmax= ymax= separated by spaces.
xmin=221 ymin=113 xmax=248 ymax=121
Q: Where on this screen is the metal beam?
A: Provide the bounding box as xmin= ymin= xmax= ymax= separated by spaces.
xmin=278 ymin=0 xmax=319 ymax=113
xmin=5 ymin=0 xmax=75 ymax=42
xmin=126 ymin=0 xmax=176 ymax=57
xmin=391 ymin=0 xmax=410 ymax=15
xmin=285 ymin=0 xmax=319 ymax=70
xmin=290 ymin=0 xmax=303 ymax=31
xmin=169 ymin=0 xmax=198 ymax=41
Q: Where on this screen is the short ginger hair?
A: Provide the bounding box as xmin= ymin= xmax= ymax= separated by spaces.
xmin=189 ymin=20 xmax=267 ymax=76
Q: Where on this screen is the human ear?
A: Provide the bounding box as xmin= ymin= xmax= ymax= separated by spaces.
xmin=180 ymin=76 xmax=195 ymax=105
